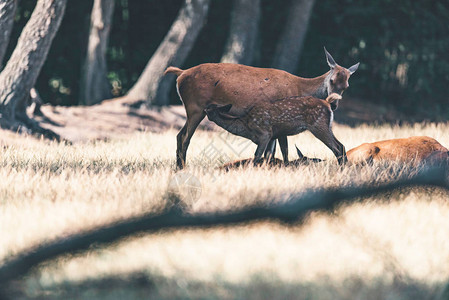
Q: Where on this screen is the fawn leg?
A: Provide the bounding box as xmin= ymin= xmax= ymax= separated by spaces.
xmin=264 ymin=139 xmax=276 ymax=161
xmin=310 ymin=128 xmax=347 ymax=165
xmin=278 ymin=136 xmax=289 ymax=165
xmin=254 ymin=135 xmax=272 ymax=165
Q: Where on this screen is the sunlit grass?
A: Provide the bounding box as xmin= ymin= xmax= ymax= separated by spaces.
xmin=0 ymin=122 xmax=448 ymax=299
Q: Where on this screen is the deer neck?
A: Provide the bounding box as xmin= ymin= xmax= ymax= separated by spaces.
xmin=210 ymin=113 xmax=248 ymax=137
xmin=302 ymin=71 xmax=331 ymax=99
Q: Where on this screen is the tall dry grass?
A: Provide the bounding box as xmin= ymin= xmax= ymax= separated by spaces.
xmin=0 ymin=122 xmax=449 ymax=299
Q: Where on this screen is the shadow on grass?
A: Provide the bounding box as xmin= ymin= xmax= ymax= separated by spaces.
xmin=7 ymin=271 xmax=445 ymax=300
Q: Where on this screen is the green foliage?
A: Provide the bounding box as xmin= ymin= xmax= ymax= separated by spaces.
xmin=3 ymin=0 xmax=448 ymax=117
xmin=108 ymin=0 xmax=183 ymax=98
xmin=300 ymin=0 xmax=449 ymax=116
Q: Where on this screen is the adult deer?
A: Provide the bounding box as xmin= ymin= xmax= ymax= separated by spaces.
xmin=204 ymin=93 xmax=346 ymax=165
xmin=165 ymin=48 xmax=359 ymax=169
xmin=347 ymin=136 xmax=449 ymax=165
xmin=221 ymin=136 xmax=449 ymax=170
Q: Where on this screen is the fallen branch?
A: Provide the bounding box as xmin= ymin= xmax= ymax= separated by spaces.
xmin=0 ymin=166 xmax=447 ymax=286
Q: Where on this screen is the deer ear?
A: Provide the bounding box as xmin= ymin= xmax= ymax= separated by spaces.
xmin=324 ymin=47 xmax=336 ymax=69
xmin=295 ymin=145 xmax=304 ymax=159
xmin=348 ymin=62 xmax=360 ymax=74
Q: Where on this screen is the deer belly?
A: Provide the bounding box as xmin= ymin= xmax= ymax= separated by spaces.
xmin=211 ymin=82 xmax=294 ymax=114
xmin=272 ymin=125 xmax=306 ymax=138
xmin=219 ymin=122 xmax=259 ymax=144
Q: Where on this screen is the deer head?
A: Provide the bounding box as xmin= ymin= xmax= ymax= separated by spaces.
xmin=295 ymin=145 xmax=323 ymax=163
xmin=324 ymin=47 xmax=359 ymax=109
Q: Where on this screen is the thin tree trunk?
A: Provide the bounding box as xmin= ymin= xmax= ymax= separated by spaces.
xmin=80 ymin=0 xmax=114 ymax=105
xmin=0 ymin=0 xmax=67 ymax=139
xmin=0 ymin=0 xmax=18 ymax=67
xmin=272 ymin=0 xmax=315 ymax=74
xmin=126 ymin=0 xmax=210 ymax=106
xmin=0 ymin=1 xmax=45 ymax=119
xmin=220 ymin=0 xmax=260 ymax=65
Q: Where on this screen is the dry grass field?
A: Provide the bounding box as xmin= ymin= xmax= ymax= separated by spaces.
xmin=1 ymin=122 xmax=449 ymax=299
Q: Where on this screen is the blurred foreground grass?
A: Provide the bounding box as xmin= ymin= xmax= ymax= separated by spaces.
xmin=0 ymin=122 xmax=449 ymax=299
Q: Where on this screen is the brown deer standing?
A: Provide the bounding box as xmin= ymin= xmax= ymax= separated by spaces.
xmin=165 ymin=48 xmax=359 ymax=169
xmin=204 ymin=93 xmax=346 ymax=165
xmin=346 ymin=136 xmax=449 ymax=165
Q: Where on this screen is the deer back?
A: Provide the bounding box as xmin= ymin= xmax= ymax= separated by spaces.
xmin=347 ymin=136 xmax=449 ymax=164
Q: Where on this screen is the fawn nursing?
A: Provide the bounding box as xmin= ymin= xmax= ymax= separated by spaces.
xmin=166 ymin=48 xmax=359 ymax=169
xmin=167 ymin=46 xmax=448 ymax=168
xmin=205 ymin=93 xmax=346 ymax=165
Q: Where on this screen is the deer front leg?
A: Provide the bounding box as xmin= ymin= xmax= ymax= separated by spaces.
xmin=332 ymin=138 xmax=347 ymax=165
xmin=310 ymin=128 xmax=347 ymax=165
xmin=278 ymin=136 xmax=289 ymax=165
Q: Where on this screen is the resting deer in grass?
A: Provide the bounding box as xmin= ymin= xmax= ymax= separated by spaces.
xmin=220 ymin=146 xmax=322 ymax=171
xmin=205 ymin=93 xmax=347 ymax=165
xmin=165 ymin=48 xmax=359 ymax=169
xmin=221 ymin=136 xmax=449 ymax=170
xmin=347 ymin=136 xmax=449 ymax=165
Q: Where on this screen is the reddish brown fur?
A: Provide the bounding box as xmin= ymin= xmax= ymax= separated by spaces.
xmin=222 ymin=136 xmax=449 ymax=170
xmin=347 ymin=136 xmax=449 ymax=165
xmin=167 ymin=49 xmax=359 ymax=169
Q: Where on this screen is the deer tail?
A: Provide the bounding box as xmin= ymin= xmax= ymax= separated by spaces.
xmin=164 ymin=66 xmax=184 ymax=76
xmin=326 ymin=93 xmax=342 ymax=103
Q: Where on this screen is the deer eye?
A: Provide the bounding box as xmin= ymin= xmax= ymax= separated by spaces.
xmin=330 ymin=79 xmax=334 ymax=84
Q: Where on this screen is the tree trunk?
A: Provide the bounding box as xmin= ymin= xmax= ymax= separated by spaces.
xmin=0 ymin=1 xmax=45 ymax=121
xmin=126 ymin=0 xmax=210 ymax=106
xmin=0 ymin=0 xmax=18 ymax=67
xmin=271 ymin=0 xmax=315 ymax=74
xmin=0 ymin=0 xmax=67 ymax=139
xmin=80 ymin=0 xmax=114 ymax=105
xmin=220 ymin=0 xmax=260 ymax=65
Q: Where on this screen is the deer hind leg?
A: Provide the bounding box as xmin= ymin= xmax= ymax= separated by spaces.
xmin=310 ymin=127 xmax=347 ymax=165
xmin=278 ymin=136 xmax=289 ymax=165
xmin=176 ymin=110 xmax=206 ymax=169
xmin=264 ymin=139 xmax=276 ymax=162
xmin=176 ymin=124 xmax=188 ymax=169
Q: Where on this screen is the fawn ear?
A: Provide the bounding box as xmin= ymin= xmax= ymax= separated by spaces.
xmin=217 ymin=104 xmax=239 ymax=119
xmin=206 ymin=103 xmax=232 ymax=113
xmin=296 ymin=145 xmax=304 ymax=159
xmin=324 ymin=47 xmax=336 ymax=69
xmin=205 ymin=103 xmax=218 ymax=113
xmin=218 ymin=104 xmax=233 ymax=112
xmin=326 ymin=93 xmax=342 ymax=104
xmin=348 ymin=62 xmax=360 ymax=74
